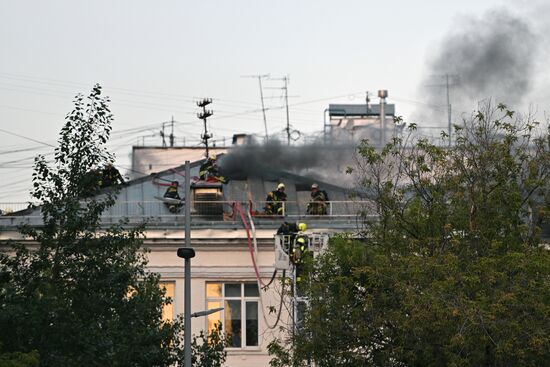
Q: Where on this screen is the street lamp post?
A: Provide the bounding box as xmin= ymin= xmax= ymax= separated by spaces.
xmin=176 ymin=245 xmax=194 ymax=367
xmin=176 ymin=161 xmax=225 ymax=366
xmin=179 ymin=161 xmax=193 ymax=367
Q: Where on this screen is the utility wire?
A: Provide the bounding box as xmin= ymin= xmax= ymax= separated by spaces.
xmin=0 ymin=128 xmax=55 ymax=147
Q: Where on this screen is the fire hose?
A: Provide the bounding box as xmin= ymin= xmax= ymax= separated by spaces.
xmin=234 ymin=202 xmax=284 ymax=329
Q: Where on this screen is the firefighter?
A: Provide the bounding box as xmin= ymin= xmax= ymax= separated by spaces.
xmin=82 ymin=168 xmax=102 ymax=196
xmin=306 ymin=183 xmax=330 ymax=215
xmin=292 ymin=236 xmax=308 ymax=266
xmin=199 ymin=155 xmax=228 ymax=183
xmin=99 ymin=164 xmax=125 ymax=188
xmin=163 ymin=181 xmax=182 ymax=213
xmin=292 ymin=235 xmax=311 ymax=297
xmin=276 ymin=221 xmax=306 ymax=235
xmin=277 ymin=222 xmax=306 ymax=254
xmin=265 ymin=183 xmax=287 ymax=215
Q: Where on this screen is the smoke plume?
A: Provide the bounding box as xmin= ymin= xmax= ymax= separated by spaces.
xmin=218 ymin=138 xmax=355 ymax=185
xmin=416 ymin=7 xmax=539 ymax=127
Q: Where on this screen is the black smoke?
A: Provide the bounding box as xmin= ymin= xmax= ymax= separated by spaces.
xmin=417 ymin=8 xmax=539 ymax=126
xmin=218 ymin=138 xmax=354 ymax=184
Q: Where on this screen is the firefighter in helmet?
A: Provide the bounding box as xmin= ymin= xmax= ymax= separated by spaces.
xmin=292 ymin=234 xmax=311 ymax=297
xmin=306 ymin=183 xmax=330 ymax=215
xmin=199 ymin=155 xmax=228 ymax=183
xmin=265 ymin=183 xmax=287 ymax=215
xmin=99 ymin=163 xmax=125 ymax=188
xmin=277 ymin=222 xmax=306 ymax=254
xmin=163 ymin=181 xmax=182 ymax=213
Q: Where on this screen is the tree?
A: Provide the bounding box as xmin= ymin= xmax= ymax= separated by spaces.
xmin=269 ymin=103 xmax=550 ymax=366
xmin=0 ymin=85 xmax=227 ymax=366
xmin=0 ymin=344 xmax=39 ymax=367
xmin=189 ymin=322 xmax=227 ymax=367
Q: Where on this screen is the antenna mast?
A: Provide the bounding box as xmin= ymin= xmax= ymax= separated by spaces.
xmin=197 ymin=98 xmax=213 ymax=157
xmin=170 ymin=116 xmax=175 ymax=147
xmin=283 ymin=76 xmax=290 ymax=145
xmin=242 ymin=74 xmax=270 ymax=141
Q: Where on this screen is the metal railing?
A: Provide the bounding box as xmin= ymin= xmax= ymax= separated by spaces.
xmin=0 ymin=202 xmax=38 ymax=214
xmin=0 ymin=200 xmax=376 ymax=224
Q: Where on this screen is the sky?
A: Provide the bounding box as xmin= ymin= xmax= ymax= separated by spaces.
xmin=1 ymin=0 xmax=548 ymax=202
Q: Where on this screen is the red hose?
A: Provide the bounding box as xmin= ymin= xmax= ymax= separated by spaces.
xmin=235 ymin=202 xmax=268 ymax=287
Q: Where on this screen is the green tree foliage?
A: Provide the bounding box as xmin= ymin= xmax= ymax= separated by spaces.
xmin=270 ymin=103 xmax=550 ymax=366
xmin=0 ymin=85 xmax=227 ymax=366
xmin=0 ymin=344 xmax=39 ymax=367
xmin=187 ymin=322 xmax=227 ymax=367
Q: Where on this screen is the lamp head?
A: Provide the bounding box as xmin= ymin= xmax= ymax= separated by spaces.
xmin=177 ymin=247 xmax=196 ymax=259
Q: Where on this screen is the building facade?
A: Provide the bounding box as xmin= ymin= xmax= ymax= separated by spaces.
xmin=0 ymin=157 xmax=366 ymax=366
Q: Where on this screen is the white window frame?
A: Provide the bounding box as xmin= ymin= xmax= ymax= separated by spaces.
xmin=205 ymin=282 xmax=260 ymax=350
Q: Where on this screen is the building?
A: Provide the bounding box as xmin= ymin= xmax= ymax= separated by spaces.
xmin=0 ymin=155 xmax=367 ymax=366
xmin=131 ymin=146 xmax=229 ymax=179
xmin=325 ymin=91 xmax=399 ymax=146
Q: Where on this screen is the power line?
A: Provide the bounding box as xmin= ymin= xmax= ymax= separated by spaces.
xmin=0 ymin=72 xmax=267 ymax=110
xmin=0 ymin=127 xmax=56 ymax=147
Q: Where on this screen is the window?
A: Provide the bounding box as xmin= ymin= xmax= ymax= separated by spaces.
xmin=206 ymin=282 xmax=259 ymax=348
xmin=159 ymin=281 xmax=175 ymax=322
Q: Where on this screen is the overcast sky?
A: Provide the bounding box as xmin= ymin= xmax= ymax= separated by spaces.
xmin=1 ymin=0 xmax=548 ymax=202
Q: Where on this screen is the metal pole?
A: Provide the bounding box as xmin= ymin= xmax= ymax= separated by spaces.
xmin=446 ymin=74 xmax=452 ymax=146
xmin=381 ymin=99 xmax=385 ymax=146
xmin=323 ymin=108 xmax=328 ymax=145
xmin=170 ymin=116 xmax=175 ymax=147
xmin=284 ymin=77 xmax=290 ymax=145
xmin=203 ymin=117 xmax=209 ymax=157
xmin=258 ymin=76 xmax=269 ymax=141
xmin=184 ymin=160 xmax=192 ymax=367
xmin=379 ymin=91 xmax=386 ymax=147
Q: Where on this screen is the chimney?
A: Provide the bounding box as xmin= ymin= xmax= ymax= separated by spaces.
xmin=232 ymin=134 xmax=249 ymax=146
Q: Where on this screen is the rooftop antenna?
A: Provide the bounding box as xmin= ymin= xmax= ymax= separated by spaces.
xmin=197 ymin=98 xmax=213 ymax=157
xmin=169 ymin=116 xmax=175 ymax=147
xmin=283 ymin=76 xmax=290 ymax=145
xmin=160 ymin=122 xmax=167 ymax=147
xmin=267 ymin=75 xmax=299 ymax=145
xmin=242 ymin=74 xmax=270 ymax=141
xmin=425 ymin=74 xmax=459 ymax=146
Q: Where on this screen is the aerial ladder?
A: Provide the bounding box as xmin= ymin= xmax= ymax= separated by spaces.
xmin=274 ymin=231 xmax=329 ymax=334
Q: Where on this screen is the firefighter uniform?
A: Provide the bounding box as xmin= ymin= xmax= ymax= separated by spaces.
xmin=265 ymin=183 xmax=287 ymax=215
xmin=99 ymin=164 xmax=125 ymax=188
xmin=277 ymin=222 xmax=306 ymax=255
xmin=306 ymin=183 xmax=330 ymax=215
xmin=163 ymin=181 xmax=182 ymax=213
xmin=199 ymin=156 xmax=227 ymax=183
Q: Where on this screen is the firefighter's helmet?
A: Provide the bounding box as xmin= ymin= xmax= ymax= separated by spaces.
xmin=298 ymin=222 xmax=307 ymax=232
xmin=277 ymin=183 xmax=285 ymax=190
